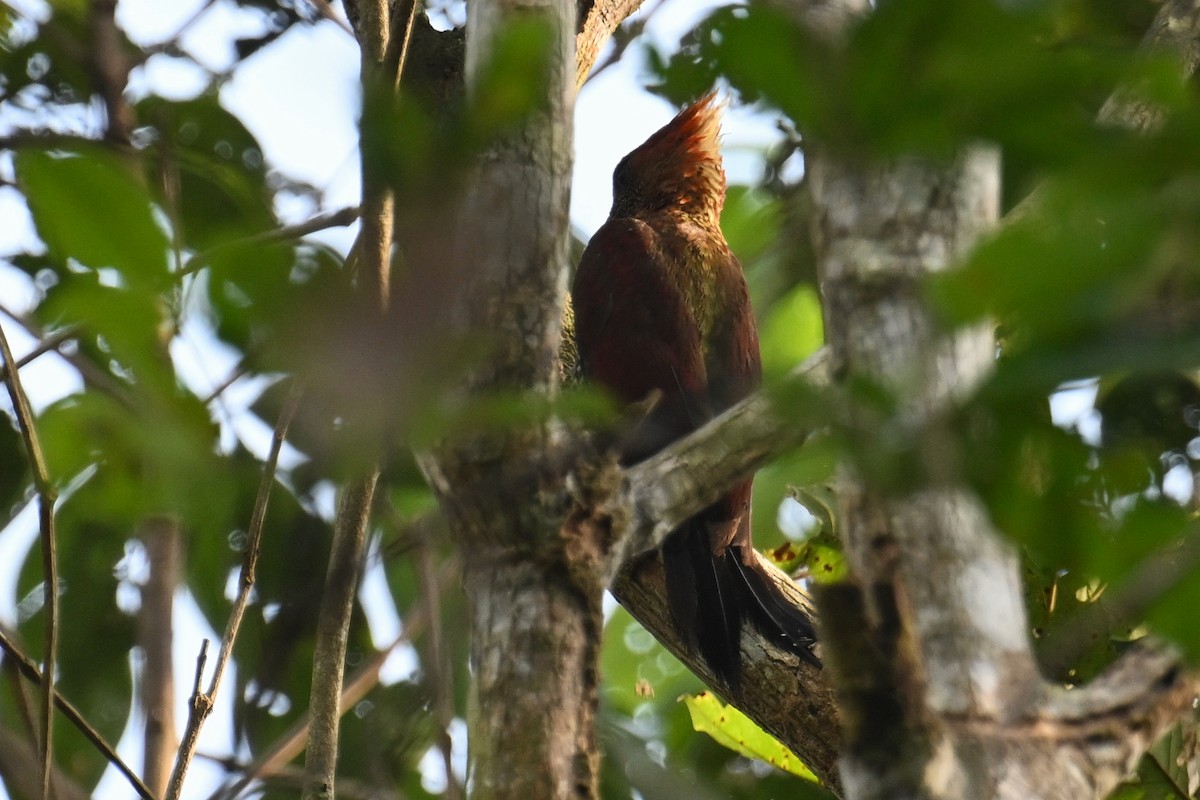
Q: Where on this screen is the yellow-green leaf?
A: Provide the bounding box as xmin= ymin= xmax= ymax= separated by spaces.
xmin=682 ymin=691 xmax=819 ymax=782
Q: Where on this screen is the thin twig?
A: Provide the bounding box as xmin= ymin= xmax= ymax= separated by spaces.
xmin=0 ymin=314 xmax=60 ymax=800
xmin=0 ymin=628 xmax=156 ymax=800
xmin=383 ymin=0 xmax=421 ymax=91
xmin=0 ymin=303 xmax=133 ymax=408
xmin=165 ymin=383 xmax=304 ymax=800
xmin=302 ymin=470 xmax=380 ymax=800
xmin=0 ymin=325 xmax=80 ymax=385
xmin=178 ymin=205 xmax=362 ymax=278
xmin=169 ymin=639 xmax=209 ymax=800
xmin=200 ymin=365 xmax=248 ymax=406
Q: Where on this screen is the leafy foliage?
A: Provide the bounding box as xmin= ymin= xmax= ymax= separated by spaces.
xmin=644 ymin=0 xmax=1200 ymax=792
xmin=3 ymin=0 xmax=1200 ymax=797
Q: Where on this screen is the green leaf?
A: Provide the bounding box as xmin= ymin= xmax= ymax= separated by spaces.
xmin=203 ymin=239 xmax=298 ymax=351
xmin=682 ymin=691 xmax=819 ymax=782
xmin=16 ymin=146 xmax=170 ymax=288
xmin=467 ymin=14 xmax=557 ymax=139
xmin=1112 ymin=725 xmax=1195 ymax=799
xmin=138 ymin=94 xmax=275 ymax=250
xmin=723 ymin=186 xmax=780 ymax=267
xmin=759 ymin=284 xmax=824 ymax=378
xmin=600 ymin=607 xmax=695 ymax=717
xmin=0 ymin=413 xmax=28 ymax=515
xmin=40 ymin=274 xmax=174 ymax=394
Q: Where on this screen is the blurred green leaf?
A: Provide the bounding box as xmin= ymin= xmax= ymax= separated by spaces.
xmin=654 ymin=0 xmax=1159 ymax=164
xmin=0 ymin=414 xmax=28 ymax=516
xmin=16 ymin=146 xmax=170 ymax=289
xmin=723 ymin=186 xmax=780 ymax=267
xmin=363 ymin=14 xmax=553 ymax=204
xmin=468 ymin=14 xmax=556 ymax=138
xmin=138 ymin=93 xmax=275 ymax=250
xmin=39 ymin=274 xmax=174 ymax=393
xmin=601 ymin=606 xmax=696 ymax=718
xmin=759 ymin=284 xmax=823 ymax=378
xmin=202 ymin=239 xmax=302 ymax=353
xmin=0 ymin=6 xmax=92 ymax=108
xmin=1110 ymin=724 xmax=1195 ymax=799
xmin=36 ymin=388 xmax=229 ymax=534
xmin=1147 ymin=561 xmax=1200 ymax=663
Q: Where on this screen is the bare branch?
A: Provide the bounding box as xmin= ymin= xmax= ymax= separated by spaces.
xmin=88 ymin=0 xmax=135 ymax=144
xmin=166 ymin=383 xmax=303 ymax=800
xmin=582 ymin=0 xmax=663 ymax=86
xmin=171 ymin=641 xmax=210 ymax=800
xmin=575 ymin=0 xmax=646 ymax=90
xmin=0 ymin=626 xmax=156 ymax=800
xmin=302 ymin=470 xmax=379 ymax=800
xmin=138 ymin=518 xmax=183 ymax=798
xmin=0 ymin=325 xmax=80 ymax=385
xmin=608 ymin=348 xmax=829 ymax=577
xmin=0 ymin=313 xmax=60 ymax=800
xmin=180 ymin=205 xmax=362 ymax=278
xmin=299 ymin=0 xmax=393 ymax=791
xmin=1099 ymin=0 xmax=1200 ymax=128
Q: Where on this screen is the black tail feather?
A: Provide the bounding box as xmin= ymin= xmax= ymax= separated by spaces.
xmin=663 ymin=524 xmax=742 ymax=686
xmin=662 ymin=525 xmax=820 ymax=692
xmin=728 ymin=548 xmax=820 ymax=667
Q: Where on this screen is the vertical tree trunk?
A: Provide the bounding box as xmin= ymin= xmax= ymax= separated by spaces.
xmin=808 ymin=103 xmax=1191 ymax=800
xmin=137 ymin=517 xmax=181 ymax=799
xmin=420 ymin=0 xmax=597 ymax=797
xmin=464 ymin=557 xmax=601 ymax=800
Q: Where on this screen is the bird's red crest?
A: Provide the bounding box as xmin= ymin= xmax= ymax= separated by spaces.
xmin=642 ymin=91 xmax=724 ymax=173
xmin=612 ymin=92 xmax=728 ymax=224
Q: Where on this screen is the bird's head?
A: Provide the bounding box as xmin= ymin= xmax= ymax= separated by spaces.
xmin=609 ymin=92 xmax=727 ymax=226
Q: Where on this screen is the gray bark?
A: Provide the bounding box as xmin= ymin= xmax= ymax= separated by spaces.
xmin=800 ymin=8 xmax=1198 ymax=794
xmin=418 ymin=1 xmax=600 ymax=798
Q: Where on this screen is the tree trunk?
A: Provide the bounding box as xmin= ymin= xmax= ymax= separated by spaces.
xmin=419 ymin=0 xmax=597 ymax=797
xmin=464 ymin=557 xmax=601 ymax=799
xmin=807 ymin=85 xmax=1193 ymax=800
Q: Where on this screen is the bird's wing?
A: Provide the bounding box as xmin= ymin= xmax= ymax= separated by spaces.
xmin=573 ymin=217 xmax=711 ymax=457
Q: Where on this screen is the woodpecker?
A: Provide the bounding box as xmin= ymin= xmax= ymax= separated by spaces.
xmin=572 ymin=94 xmax=819 ymax=689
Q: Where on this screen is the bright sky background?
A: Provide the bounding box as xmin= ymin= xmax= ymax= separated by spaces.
xmin=0 ymin=1 xmax=1113 ymax=798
